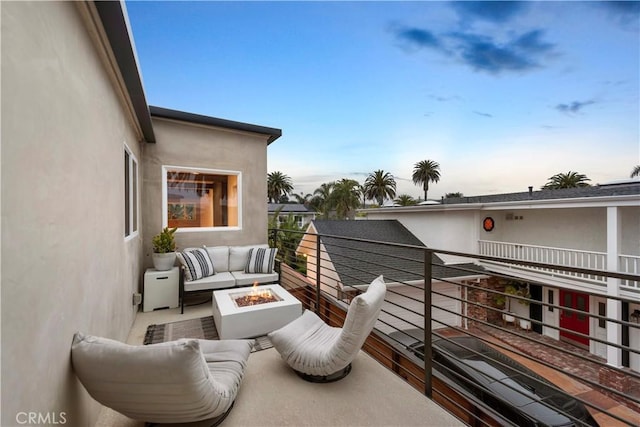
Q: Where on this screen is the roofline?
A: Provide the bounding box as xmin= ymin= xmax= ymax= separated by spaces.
xmin=361 ymin=193 xmax=640 ymax=213
xmin=149 ymin=106 xmax=283 ymax=144
xmin=93 ymin=1 xmax=156 ymax=143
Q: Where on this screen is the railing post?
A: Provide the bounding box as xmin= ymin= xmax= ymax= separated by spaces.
xmin=424 ymin=248 xmax=433 ymax=399
xmin=315 ymin=233 xmax=321 ymax=314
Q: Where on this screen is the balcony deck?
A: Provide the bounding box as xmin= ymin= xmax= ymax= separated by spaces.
xmin=96 ymin=303 xmax=463 ymax=427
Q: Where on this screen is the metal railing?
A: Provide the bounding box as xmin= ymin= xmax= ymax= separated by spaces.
xmin=270 ymin=228 xmax=640 ymax=427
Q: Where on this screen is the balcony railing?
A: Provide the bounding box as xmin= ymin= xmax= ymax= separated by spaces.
xmin=270 ymin=228 xmax=640 ymax=427
xmin=478 ymin=240 xmax=640 ymax=292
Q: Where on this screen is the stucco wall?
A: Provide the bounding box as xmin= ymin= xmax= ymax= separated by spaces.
xmin=142 ymin=118 xmax=270 ymax=267
xmin=1 ymin=2 xmax=142 ymax=425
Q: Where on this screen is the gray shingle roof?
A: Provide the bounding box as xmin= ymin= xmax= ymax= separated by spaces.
xmin=268 ymin=203 xmax=311 ymax=213
xmin=311 ymin=220 xmax=484 ymax=288
xmin=442 ymin=181 xmax=640 ymax=205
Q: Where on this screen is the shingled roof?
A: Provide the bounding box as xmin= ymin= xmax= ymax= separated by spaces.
xmin=442 ymin=181 xmax=639 ymax=205
xmin=311 ymin=220 xmax=484 ymax=288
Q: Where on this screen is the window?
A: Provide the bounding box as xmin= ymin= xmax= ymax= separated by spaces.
xmin=124 ymin=146 xmax=138 ymax=238
xmin=163 ymin=166 xmax=240 ymax=230
xmin=598 ymin=302 xmax=606 ymax=328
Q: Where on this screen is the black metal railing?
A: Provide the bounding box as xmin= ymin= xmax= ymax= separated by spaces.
xmin=269 ymin=227 xmax=640 ymax=427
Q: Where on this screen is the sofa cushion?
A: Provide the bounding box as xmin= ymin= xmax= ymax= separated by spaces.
xmin=245 ymin=247 xmax=278 ymax=274
xmin=184 ymin=272 xmax=236 ymax=292
xmin=204 ymin=245 xmax=230 ymax=272
xmin=229 ymin=244 xmax=268 ymax=272
xmin=231 ymin=271 xmax=279 ymax=287
xmin=177 ymin=248 xmax=215 ymax=281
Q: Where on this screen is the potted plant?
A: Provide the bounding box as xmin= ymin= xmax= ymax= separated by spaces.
xmin=152 ymin=227 xmax=177 ymax=271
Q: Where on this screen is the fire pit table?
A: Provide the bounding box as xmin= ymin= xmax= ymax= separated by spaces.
xmin=212 ymin=284 xmax=302 ymax=339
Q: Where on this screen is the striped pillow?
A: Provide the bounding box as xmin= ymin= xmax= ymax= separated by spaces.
xmin=244 ymin=247 xmax=278 ymax=274
xmin=177 ymin=248 xmax=215 ymax=281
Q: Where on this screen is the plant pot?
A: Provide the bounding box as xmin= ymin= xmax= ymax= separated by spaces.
xmin=519 ymin=319 xmax=531 ymax=331
xmin=152 ymin=252 xmax=176 ymax=271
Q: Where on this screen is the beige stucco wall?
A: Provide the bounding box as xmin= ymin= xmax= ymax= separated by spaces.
xmin=142 ymin=118 xmax=270 ymax=267
xmin=1 ymin=2 xmax=143 ymax=425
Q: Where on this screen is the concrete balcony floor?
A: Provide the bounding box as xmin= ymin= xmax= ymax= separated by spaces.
xmin=96 ymin=302 xmax=463 ymax=427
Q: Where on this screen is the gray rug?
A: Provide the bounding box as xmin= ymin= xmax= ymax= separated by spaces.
xmin=143 ymin=315 xmax=272 ymax=352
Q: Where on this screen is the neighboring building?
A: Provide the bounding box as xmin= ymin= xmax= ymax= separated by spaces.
xmin=297 ymin=220 xmax=485 ymax=334
xmin=361 ymin=181 xmax=640 ymax=371
xmin=1 ymin=2 xmax=280 ymax=425
xmin=268 ymin=203 xmax=316 ymax=229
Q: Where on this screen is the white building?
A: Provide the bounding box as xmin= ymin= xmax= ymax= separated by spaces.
xmin=361 ymin=181 xmax=640 ymax=371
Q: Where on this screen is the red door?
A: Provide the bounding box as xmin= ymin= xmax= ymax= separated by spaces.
xmin=559 ymin=290 xmax=590 ymax=346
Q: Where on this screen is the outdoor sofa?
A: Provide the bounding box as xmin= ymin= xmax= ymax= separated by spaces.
xmin=178 ymin=244 xmax=279 ymax=313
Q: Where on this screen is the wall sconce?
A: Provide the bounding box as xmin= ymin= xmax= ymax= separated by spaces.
xmin=631 ymin=309 xmax=640 ymax=323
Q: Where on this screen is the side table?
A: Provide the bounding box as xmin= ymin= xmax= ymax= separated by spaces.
xmin=143 ymin=267 xmax=179 ymax=312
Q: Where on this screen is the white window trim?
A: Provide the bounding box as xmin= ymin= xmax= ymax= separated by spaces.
xmin=124 ymin=143 xmax=139 ymax=241
xmin=162 ymin=165 xmax=242 ymax=232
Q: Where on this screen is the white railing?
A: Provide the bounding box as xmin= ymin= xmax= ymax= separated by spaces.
xmin=478 ymin=240 xmax=608 ymax=285
xmin=620 ymin=254 xmax=640 ymax=290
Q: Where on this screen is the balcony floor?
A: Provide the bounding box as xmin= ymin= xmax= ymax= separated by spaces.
xmin=96 ymin=302 xmax=463 ymax=427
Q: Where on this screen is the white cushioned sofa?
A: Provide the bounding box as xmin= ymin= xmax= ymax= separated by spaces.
xmin=179 ymin=244 xmax=279 ymax=313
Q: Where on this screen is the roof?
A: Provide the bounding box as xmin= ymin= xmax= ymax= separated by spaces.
xmin=94 ymin=2 xmax=282 ymax=145
xmin=268 ymin=203 xmax=312 ymax=213
xmin=311 ymin=220 xmax=483 ymax=288
xmin=442 ymin=181 xmax=640 ymax=205
xmin=150 ymin=106 xmax=282 ymax=144
xmin=94 ymin=1 xmax=155 ymax=143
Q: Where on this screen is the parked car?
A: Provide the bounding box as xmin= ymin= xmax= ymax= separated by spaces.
xmin=388 ymin=330 xmax=598 ymax=427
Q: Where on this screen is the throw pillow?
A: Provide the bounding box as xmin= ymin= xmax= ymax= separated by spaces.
xmin=244 ymin=247 xmax=278 ymax=274
xmin=177 ymin=248 xmax=215 ymax=281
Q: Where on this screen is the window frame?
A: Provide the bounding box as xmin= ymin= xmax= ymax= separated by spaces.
xmin=124 ymin=143 xmax=139 ymax=240
xmin=162 ymin=165 xmax=242 ymax=232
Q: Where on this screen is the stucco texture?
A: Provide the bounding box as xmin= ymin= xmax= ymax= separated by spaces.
xmin=142 ymin=117 xmax=270 ymax=268
xmin=2 ymin=2 xmax=142 ymax=425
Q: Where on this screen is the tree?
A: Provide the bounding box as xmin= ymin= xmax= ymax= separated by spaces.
xmin=292 ymin=192 xmax=313 ymax=207
xmin=329 ymin=179 xmax=362 ymax=220
xmin=445 ymin=192 xmax=463 ymax=198
xmin=394 ymin=194 xmax=417 ymax=206
xmin=542 ymin=171 xmax=591 ymax=189
xmin=311 ymin=182 xmax=334 ymax=218
xmin=363 ymin=170 xmax=397 ymax=206
xmin=267 ymin=171 xmax=293 ymax=203
xmin=412 ymin=160 xmax=441 ymax=200
xmin=631 ymin=165 xmax=640 ymax=178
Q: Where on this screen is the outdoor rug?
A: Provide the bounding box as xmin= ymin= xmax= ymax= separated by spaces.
xmin=143 ymin=316 xmax=272 ymax=352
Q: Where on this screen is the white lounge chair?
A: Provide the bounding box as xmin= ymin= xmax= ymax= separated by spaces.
xmin=71 ymin=332 xmax=252 ymax=425
xmin=268 ymin=275 xmax=386 ymax=382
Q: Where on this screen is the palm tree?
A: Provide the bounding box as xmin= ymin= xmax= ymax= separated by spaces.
xmin=311 ymin=182 xmax=335 ymax=218
xmin=631 ymin=165 xmax=640 ymax=178
xmin=412 ymin=160 xmax=441 ymax=200
xmin=363 ymin=170 xmax=397 ymax=206
xmin=542 ymin=171 xmax=591 ymax=189
xmin=267 ymin=171 xmax=293 ymax=203
xmin=329 ymin=179 xmax=362 ymax=220
xmin=292 ymin=192 xmax=313 ymax=207
xmin=394 ymin=194 xmax=417 ymax=206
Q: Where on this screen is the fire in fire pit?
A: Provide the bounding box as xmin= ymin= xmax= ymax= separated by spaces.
xmin=231 ymin=283 xmax=282 ymax=308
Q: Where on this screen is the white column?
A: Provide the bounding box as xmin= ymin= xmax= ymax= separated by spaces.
xmin=606 ymin=206 xmax=622 ymax=367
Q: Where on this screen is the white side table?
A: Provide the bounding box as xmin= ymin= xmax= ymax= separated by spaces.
xmin=143 ymin=267 xmax=179 ymax=312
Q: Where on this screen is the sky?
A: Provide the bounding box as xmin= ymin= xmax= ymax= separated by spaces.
xmin=126 ymin=1 xmax=640 ymax=201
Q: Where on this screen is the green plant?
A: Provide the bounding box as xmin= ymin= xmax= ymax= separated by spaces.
xmin=152 ymin=227 xmax=177 ymax=253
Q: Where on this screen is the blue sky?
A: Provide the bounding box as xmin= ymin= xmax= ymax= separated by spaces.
xmin=126 ymin=1 xmax=639 ymax=200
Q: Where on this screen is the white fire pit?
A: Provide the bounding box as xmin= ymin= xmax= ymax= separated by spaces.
xmin=212 ymin=284 xmax=302 ymax=339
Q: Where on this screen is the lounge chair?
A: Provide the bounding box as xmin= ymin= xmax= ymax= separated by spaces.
xmin=268 ymin=275 xmax=386 ymax=382
xmin=71 ymin=332 xmax=252 ymax=425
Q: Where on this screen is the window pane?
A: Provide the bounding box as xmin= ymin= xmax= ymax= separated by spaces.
xmin=124 ymin=151 xmax=130 ymax=236
xmin=132 ymin=159 xmax=138 ymax=232
xmin=166 ymin=169 xmax=239 ymax=228
xmin=577 ymin=295 xmax=586 ymax=321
